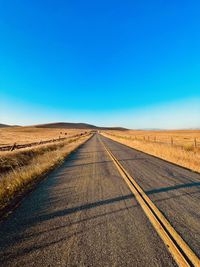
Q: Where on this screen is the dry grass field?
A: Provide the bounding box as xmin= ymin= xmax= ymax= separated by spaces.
xmin=104 ymin=129 xmax=200 ymax=149
xmin=0 ymin=126 xmax=83 ymax=146
xmin=101 ymin=130 xmax=200 ymax=173
xmin=0 ymin=130 xmax=92 ymax=213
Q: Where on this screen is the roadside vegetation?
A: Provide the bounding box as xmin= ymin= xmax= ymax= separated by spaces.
xmin=0 ymin=133 xmax=92 ymax=213
xmin=102 ymin=130 xmax=200 ymax=173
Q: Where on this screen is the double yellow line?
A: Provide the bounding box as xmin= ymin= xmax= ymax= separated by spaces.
xmin=99 ymin=136 xmax=200 ymax=267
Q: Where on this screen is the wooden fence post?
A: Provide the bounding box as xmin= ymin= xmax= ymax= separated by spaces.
xmin=194 ymin=138 xmax=197 ymax=148
xmin=171 ymin=137 xmax=173 ymax=146
xmin=10 ymin=142 xmax=16 ymax=151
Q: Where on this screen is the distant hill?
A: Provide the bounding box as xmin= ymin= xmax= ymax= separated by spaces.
xmin=35 ymin=122 xmax=128 ymax=131
xmin=0 ymin=123 xmax=11 ymax=128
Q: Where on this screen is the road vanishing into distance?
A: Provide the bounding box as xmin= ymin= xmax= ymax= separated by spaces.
xmin=0 ymin=134 xmax=200 ymax=266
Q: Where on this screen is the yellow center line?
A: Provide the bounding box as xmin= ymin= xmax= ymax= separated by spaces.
xmin=99 ymin=135 xmax=200 ymax=267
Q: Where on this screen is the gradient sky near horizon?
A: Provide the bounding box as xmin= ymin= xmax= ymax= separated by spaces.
xmin=0 ymin=0 xmax=200 ymax=129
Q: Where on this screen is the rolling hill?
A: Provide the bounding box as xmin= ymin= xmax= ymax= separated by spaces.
xmin=0 ymin=123 xmax=11 ymax=128
xmin=35 ymin=122 xmax=127 ymax=131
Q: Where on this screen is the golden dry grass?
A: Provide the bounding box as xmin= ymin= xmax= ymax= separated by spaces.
xmin=0 ymin=133 xmax=92 ymax=211
xmin=105 ymin=129 xmax=200 ymax=148
xmin=0 ymin=126 xmax=85 ymax=146
xmin=102 ymin=130 xmax=200 ymax=173
xmin=0 ymin=136 xmax=78 ymax=174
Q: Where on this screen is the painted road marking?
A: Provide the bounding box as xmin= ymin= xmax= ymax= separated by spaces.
xmin=99 ymin=135 xmax=200 ymax=267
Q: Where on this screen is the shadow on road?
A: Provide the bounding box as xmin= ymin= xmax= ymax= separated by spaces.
xmin=0 ymin=193 xmax=135 ymax=263
xmin=146 ymin=182 xmax=200 ymax=195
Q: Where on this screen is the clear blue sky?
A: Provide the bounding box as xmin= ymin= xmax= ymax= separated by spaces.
xmin=0 ymin=0 xmax=200 ymax=128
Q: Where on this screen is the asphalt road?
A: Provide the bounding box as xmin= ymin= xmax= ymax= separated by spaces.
xmin=101 ymin=135 xmax=200 ymax=259
xmin=0 ymin=133 xmax=199 ymax=266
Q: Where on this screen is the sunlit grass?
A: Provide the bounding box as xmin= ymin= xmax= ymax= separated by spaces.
xmin=0 ymin=126 xmax=84 ymax=146
xmin=0 ymin=134 xmax=92 ymax=211
xmin=102 ymin=130 xmax=200 ymax=173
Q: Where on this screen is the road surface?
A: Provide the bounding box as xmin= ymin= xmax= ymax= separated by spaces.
xmin=0 ymin=134 xmax=199 ymax=266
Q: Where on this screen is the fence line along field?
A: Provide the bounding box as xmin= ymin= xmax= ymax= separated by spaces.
xmin=104 ymin=129 xmax=200 ymax=149
xmin=102 ymin=129 xmax=200 ymax=173
xmin=0 ymin=126 xmax=84 ymax=147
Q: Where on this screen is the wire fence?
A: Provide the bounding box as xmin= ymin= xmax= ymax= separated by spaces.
xmin=106 ymin=133 xmax=200 ymax=150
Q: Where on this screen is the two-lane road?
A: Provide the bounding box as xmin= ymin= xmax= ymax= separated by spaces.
xmin=0 ymin=134 xmax=199 ymax=266
xmin=100 ymin=134 xmax=200 ymax=259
